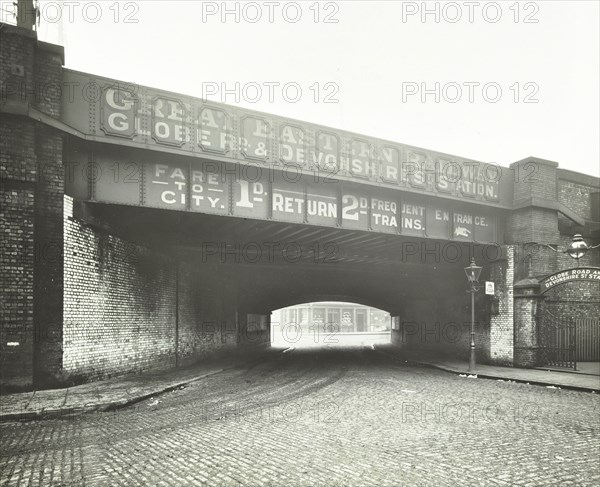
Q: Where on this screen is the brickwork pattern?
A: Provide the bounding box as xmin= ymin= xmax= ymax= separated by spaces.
xmin=509 ymin=168 xmax=599 ymax=280
xmin=0 ymin=41 xmax=39 ymax=380
xmin=0 ymin=27 xmax=35 ymax=106
xmin=32 ymin=48 xmax=63 ymax=118
xmin=0 ymin=118 xmax=37 ymax=181
xmin=558 ymin=176 xmax=599 ymax=221
xmin=1 ymin=25 xmax=66 ymax=388
xmin=63 ymin=196 xmax=178 ymax=381
xmin=508 ymin=161 xmax=599 ymax=368
xmin=62 ymin=197 xmax=248 ymax=382
xmin=512 ymin=159 xmax=558 ymax=203
xmin=507 ymin=207 xmax=560 ymax=249
xmin=33 ymin=125 xmax=64 ymax=385
xmin=514 ymin=294 xmax=540 ymax=368
xmin=489 ymin=245 xmax=514 ymax=365
xmin=0 ymin=66 xmax=38 ymax=389
xmin=0 ymin=187 xmax=34 ymax=388
xmin=543 ymin=283 xmax=600 ymax=321
xmin=473 ymin=265 xmax=493 ymax=364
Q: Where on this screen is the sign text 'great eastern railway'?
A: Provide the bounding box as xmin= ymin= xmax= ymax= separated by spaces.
xmin=60 ymin=70 xmax=512 ymax=208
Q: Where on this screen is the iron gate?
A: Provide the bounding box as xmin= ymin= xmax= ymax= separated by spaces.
xmin=538 ymin=310 xmax=577 ymax=369
xmin=575 ymin=319 xmax=600 ymax=362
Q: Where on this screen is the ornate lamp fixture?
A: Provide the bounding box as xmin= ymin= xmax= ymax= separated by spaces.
xmin=536 ymin=234 xmax=600 ymax=266
xmin=566 ymin=234 xmax=599 ymax=262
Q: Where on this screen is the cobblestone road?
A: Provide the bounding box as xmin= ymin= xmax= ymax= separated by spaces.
xmin=1 ymin=347 xmax=599 ymax=486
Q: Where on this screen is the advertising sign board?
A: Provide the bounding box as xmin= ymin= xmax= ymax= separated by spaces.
xmin=61 ymin=69 xmax=512 ymax=209
xmin=67 ymin=145 xmax=500 ymax=244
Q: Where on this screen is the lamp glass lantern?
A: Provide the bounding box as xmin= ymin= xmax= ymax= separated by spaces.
xmin=464 ymin=259 xmax=483 ymax=284
xmin=566 ymin=234 xmax=588 ymax=260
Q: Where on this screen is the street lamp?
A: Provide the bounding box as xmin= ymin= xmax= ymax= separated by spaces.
xmin=464 ymin=258 xmax=482 ymax=373
xmin=566 ymin=234 xmax=599 ymax=264
xmin=531 ymin=234 xmax=600 ymax=266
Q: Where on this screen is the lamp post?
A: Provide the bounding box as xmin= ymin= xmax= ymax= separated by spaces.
xmin=464 ymin=258 xmax=482 ymax=373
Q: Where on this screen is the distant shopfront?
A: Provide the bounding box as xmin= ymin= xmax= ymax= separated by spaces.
xmin=276 ymin=302 xmax=391 ymax=334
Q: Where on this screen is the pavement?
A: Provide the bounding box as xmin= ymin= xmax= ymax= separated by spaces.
xmin=536 ymin=361 xmax=600 ymax=376
xmin=375 ymin=344 xmax=600 ymax=392
xmin=0 ymin=348 xmax=279 ymax=422
xmin=1 ymin=344 xmax=598 ymax=423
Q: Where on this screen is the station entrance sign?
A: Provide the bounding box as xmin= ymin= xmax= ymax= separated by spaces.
xmin=539 ymin=268 xmax=600 ymax=293
xmin=61 ymin=70 xmax=512 ymax=209
xmin=66 ymin=146 xmax=499 ymax=244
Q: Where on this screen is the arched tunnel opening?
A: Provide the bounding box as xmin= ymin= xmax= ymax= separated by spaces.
xmin=66 ymin=201 xmax=503 ymax=375
xmin=270 ymin=301 xmax=392 ymax=349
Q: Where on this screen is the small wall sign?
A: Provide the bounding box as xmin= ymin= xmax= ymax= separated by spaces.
xmin=485 ymin=281 xmax=495 ymax=295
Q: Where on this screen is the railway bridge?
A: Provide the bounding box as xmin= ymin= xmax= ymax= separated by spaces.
xmin=1 ymin=23 xmax=599 ymax=389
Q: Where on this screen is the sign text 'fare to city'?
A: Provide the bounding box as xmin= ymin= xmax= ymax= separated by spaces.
xmin=73 ymin=150 xmax=498 ymax=244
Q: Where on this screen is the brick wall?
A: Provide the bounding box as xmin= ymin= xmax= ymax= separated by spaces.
xmin=509 ymin=167 xmax=599 ymax=279
xmin=488 ymin=245 xmax=514 ymax=365
xmin=1 ymin=27 xmax=36 ymax=389
xmin=33 ymin=124 xmax=64 ymax=385
xmin=507 ymin=159 xmax=599 ymax=368
xmin=547 ymin=173 xmax=600 ymax=331
xmin=62 ymin=196 xmax=245 ymax=382
xmin=558 ymin=172 xmax=599 ymax=221
xmin=63 ymin=196 xmax=177 ymax=381
xmin=507 ymin=207 xmax=560 ymax=250
xmin=32 ymin=44 xmax=63 ymax=118
xmin=512 ymin=157 xmax=558 ymax=203
xmin=0 ymin=25 xmax=36 ymax=105
xmin=1 ymin=117 xmax=37 ymax=390
xmin=0 ymin=184 xmax=35 ymax=388
xmin=513 ymin=289 xmax=539 ymax=367
xmin=1 ymin=25 xmax=65 ymax=389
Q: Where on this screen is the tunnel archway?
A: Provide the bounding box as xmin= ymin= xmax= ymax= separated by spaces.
xmin=270 ymin=300 xmax=392 ymax=348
